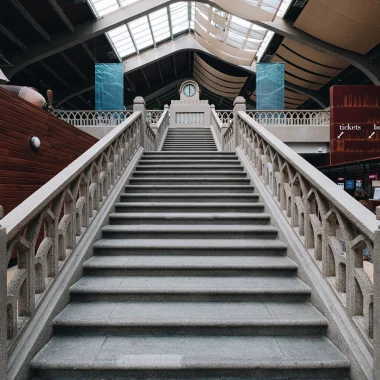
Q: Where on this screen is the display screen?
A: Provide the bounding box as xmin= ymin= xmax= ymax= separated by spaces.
xmin=346 ymin=180 xmax=354 ymax=190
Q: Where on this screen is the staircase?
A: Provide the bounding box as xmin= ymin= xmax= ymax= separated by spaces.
xmin=162 ymin=127 xmax=217 ymax=151
xmin=30 ymin=127 xmax=350 ymax=379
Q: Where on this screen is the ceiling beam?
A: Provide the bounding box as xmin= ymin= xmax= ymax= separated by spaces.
xmin=81 ymin=42 xmax=98 ymax=63
xmin=5 ymin=0 xmax=380 ymax=84
xmin=147 ymin=15 xmax=156 ymax=48
xmin=48 ymin=0 xmax=74 ymax=32
xmin=39 ymin=61 xmax=70 ymax=88
xmin=8 ymin=0 xmax=50 ymax=42
xmin=141 ymin=68 xmax=150 ymax=87
xmin=157 ymin=62 xmax=164 ymax=83
xmin=60 ymin=52 xmax=87 ymax=81
xmin=126 ymin=24 xmax=139 ymax=54
xmin=125 ymin=73 xmax=137 ymax=93
xmin=167 ymin=6 xmax=174 ymax=41
xmin=0 ymin=23 xmax=27 ymax=51
xmin=172 ymin=54 xmax=178 ymax=77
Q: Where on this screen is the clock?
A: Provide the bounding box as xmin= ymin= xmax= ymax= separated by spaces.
xmin=183 ymin=83 xmax=196 ymax=97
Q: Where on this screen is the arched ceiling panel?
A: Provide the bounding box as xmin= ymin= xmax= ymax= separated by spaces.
xmin=284 ymin=73 xmax=320 ymax=91
xmin=194 ymin=72 xmax=237 ymax=98
xmin=275 ymin=46 xmax=343 ymax=77
xmin=294 ymin=0 xmax=380 ymax=54
xmin=272 ymin=55 xmax=331 ymax=86
xmin=282 ymin=38 xmax=347 ymax=70
xmin=195 ymin=54 xmax=247 ymax=87
xmin=284 ymin=89 xmax=308 ymax=102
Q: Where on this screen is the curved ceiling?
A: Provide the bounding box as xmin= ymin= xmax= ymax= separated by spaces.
xmin=293 ymin=0 xmax=380 ymax=54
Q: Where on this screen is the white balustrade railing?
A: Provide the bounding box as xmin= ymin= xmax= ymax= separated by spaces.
xmin=216 ymin=110 xmax=233 ymax=124
xmin=146 ymin=110 xmax=164 ymax=125
xmin=53 ymin=110 xmax=133 ymax=126
xmin=246 ymin=110 xmax=330 ymax=127
xmin=237 ymin=110 xmax=376 ymax=347
xmin=0 ymin=111 xmax=143 ymax=354
xmin=155 ymin=108 xmax=170 ymax=150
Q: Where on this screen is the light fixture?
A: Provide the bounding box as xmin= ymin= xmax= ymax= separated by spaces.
xmin=30 ymin=136 xmax=41 ymax=150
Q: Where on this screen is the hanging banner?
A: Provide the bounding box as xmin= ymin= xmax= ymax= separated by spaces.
xmin=95 ymin=63 xmax=124 ymax=110
xmin=256 ymin=63 xmax=284 ymax=110
xmin=330 ymin=86 xmax=380 ymax=165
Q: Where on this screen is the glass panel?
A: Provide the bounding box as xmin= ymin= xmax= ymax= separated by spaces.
xmin=149 ymin=8 xmax=170 ymax=43
xmin=128 ymin=16 xmax=154 ymax=50
xmin=170 ymin=2 xmax=190 ymax=35
xmin=107 ymin=25 xmax=136 ymax=58
xmin=95 ymin=63 xmax=124 ymax=110
xmin=256 ymin=63 xmax=285 ymax=110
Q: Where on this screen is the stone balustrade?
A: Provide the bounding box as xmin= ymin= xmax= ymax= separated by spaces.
xmin=236 ymin=109 xmax=377 ymax=348
xmin=246 ymin=110 xmax=330 ymax=127
xmin=53 ymin=110 xmax=133 ymax=126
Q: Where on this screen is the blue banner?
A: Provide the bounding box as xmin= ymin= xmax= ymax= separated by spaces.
xmin=95 ymin=63 xmax=124 ymax=110
xmin=256 ymin=63 xmax=284 ymax=110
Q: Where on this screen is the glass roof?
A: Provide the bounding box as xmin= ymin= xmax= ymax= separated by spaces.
xmin=86 ymin=0 xmax=293 ymax=62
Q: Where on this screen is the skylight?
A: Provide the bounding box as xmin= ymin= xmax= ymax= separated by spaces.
xmin=85 ymin=0 xmax=293 ymax=62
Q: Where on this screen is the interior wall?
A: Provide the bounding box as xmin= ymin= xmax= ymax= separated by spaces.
xmin=0 ymin=87 xmax=98 ymax=216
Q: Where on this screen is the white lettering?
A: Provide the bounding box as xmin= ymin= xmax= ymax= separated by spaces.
xmin=374 ymin=124 xmax=380 ymax=131
xmin=339 ymin=124 xmax=362 ymax=131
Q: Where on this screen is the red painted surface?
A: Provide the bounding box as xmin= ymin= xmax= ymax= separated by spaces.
xmin=0 ymin=87 xmax=98 ymax=216
xmin=330 ymin=85 xmax=380 ymax=165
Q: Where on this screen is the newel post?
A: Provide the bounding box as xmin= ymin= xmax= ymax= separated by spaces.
xmin=210 ymin=104 xmax=215 ymax=125
xmin=233 ymin=96 xmax=246 ymax=149
xmin=0 ymin=226 xmax=7 ymax=380
xmin=133 ymin=96 xmax=146 ymax=148
xmin=373 ymin=206 xmax=380 ymax=380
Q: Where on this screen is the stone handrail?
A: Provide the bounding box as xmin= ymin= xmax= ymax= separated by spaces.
xmin=155 ymin=107 xmax=170 ymax=150
xmin=0 ymin=111 xmax=142 ymax=354
xmin=223 ymin=121 xmax=234 ymax=152
xmin=53 ymin=110 xmax=133 ymax=126
xmin=237 ymin=110 xmax=377 ymax=348
xmin=211 ymin=107 xmax=222 ymax=149
xmin=246 ymin=110 xmax=330 ymax=127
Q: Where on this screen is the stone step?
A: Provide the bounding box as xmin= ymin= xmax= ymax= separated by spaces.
xmin=119 ymin=193 xmax=260 ymax=203
xmin=144 ymin=151 xmax=236 ymax=155
xmin=108 ymin=212 xmax=270 ymax=225
xmin=132 ymin=171 xmax=248 ymax=178
xmin=102 ymin=224 xmax=278 ymax=240
xmin=69 ymin=275 xmax=311 ymax=302
xmin=114 ymin=202 xmax=265 ymax=213
xmin=83 ymin=255 xmax=297 ymax=277
xmin=93 ymin=238 xmax=287 ymax=256
xmin=128 ymin=178 xmax=251 ymax=185
xmin=31 ymin=335 xmax=349 ymax=379
xmin=138 ymin=160 xmax=240 ymax=165
xmin=53 ymin=301 xmax=327 ymax=336
xmin=124 ymin=185 xmax=254 ymax=193
xmin=135 ymin=166 xmax=244 ymax=171
xmin=141 ymin=155 xmax=238 ymax=160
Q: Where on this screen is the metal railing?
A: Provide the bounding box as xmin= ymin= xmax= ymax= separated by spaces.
xmin=53 ymin=110 xmax=133 ymax=126
xmin=246 ymin=110 xmax=330 ymax=127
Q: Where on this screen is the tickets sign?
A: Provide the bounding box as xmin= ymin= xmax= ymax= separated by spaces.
xmin=330 ymin=86 xmax=380 ymax=165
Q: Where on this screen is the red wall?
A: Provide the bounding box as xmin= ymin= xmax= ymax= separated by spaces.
xmin=0 ymin=87 xmax=98 ymax=216
xmin=330 ymin=85 xmax=380 ymax=165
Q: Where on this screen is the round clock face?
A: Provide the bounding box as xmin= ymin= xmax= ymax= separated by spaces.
xmin=183 ymin=84 xmax=196 ymax=97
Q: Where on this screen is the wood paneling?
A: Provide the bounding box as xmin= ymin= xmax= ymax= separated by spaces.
xmin=0 ymin=87 xmax=97 ymax=216
xmin=294 ymin=0 xmax=380 ymax=54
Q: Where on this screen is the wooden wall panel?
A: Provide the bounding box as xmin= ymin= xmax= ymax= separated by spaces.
xmin=0 ymin=87 xmax=98 ymax=216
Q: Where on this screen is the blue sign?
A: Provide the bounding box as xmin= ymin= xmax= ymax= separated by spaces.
xmin=256 ymin=63 xmax=285 ymax=110
xmin=95 ymin=63 xmax=124 ymax=110
xmin=346 ymin=180 xmax=354 ymax=190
